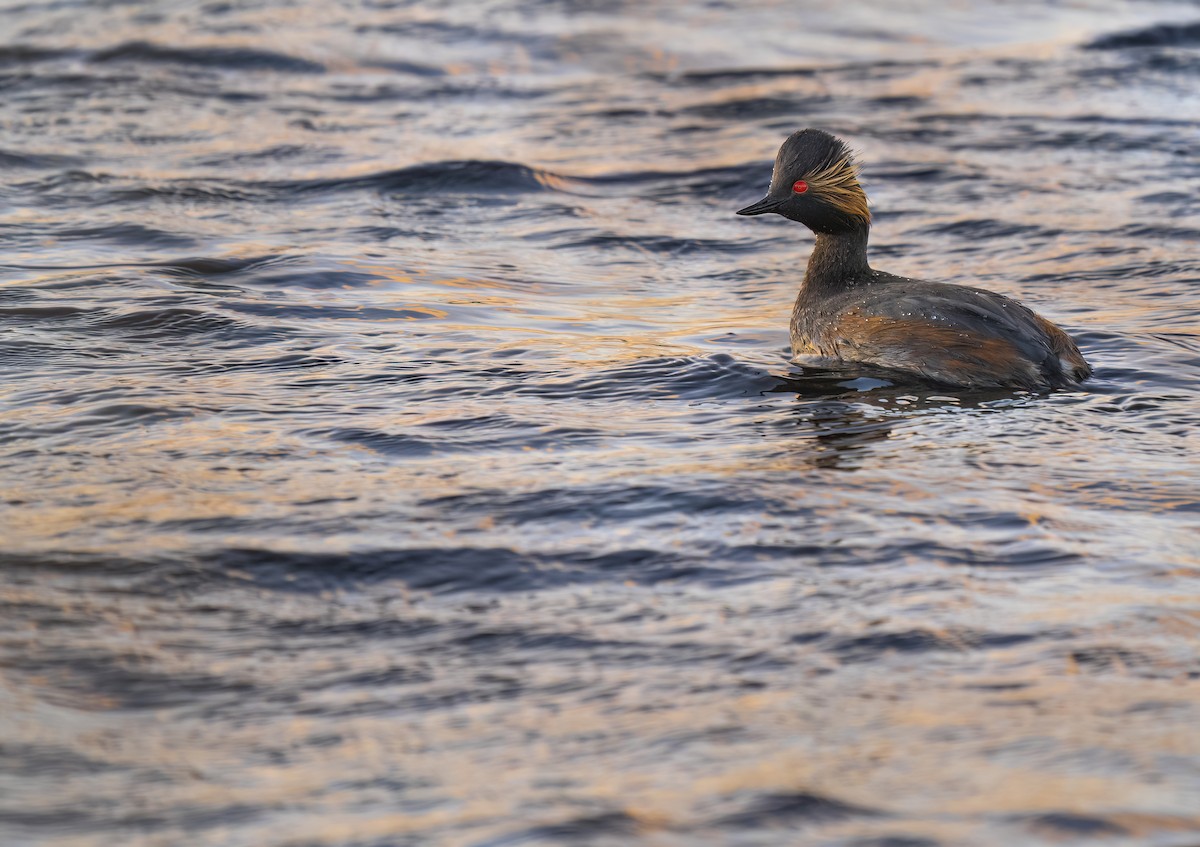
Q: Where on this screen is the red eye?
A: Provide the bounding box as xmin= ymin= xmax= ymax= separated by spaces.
xmin=792 ymin=180 xmax=808 ymax=194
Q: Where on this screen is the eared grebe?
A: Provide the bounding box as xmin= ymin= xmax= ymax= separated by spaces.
xmin=737 ymin=129 xmax=1091 ymax=390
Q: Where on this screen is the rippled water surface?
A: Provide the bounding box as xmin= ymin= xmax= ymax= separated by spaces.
xmin=3 ymin=1 xmax=1200 ymax=845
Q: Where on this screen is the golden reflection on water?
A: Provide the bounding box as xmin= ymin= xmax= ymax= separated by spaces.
xmin=9 ymin=570 xmax=1199 ymax=847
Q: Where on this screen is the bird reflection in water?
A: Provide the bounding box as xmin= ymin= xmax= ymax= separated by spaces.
xmin=768 ymin=364 xmax=1027 ymax=469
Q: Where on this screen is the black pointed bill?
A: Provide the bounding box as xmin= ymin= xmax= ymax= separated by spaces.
xmin=736 ymin=195 xmax=785 ymax=216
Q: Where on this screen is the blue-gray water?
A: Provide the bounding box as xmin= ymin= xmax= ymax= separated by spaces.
xmin=2 ymin=1 xmax=1200 ymax=845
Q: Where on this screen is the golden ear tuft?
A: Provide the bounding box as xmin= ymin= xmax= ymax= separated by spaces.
xmin=807 ymin=155 xmax=870 ymax=225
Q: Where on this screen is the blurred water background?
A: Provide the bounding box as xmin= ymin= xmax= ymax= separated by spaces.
xmin=2 ymin=0 xmax=1200 ymax=845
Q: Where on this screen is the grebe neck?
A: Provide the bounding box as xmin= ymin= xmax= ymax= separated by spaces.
xmin=802 ymin=225 xmax=871 ymax=297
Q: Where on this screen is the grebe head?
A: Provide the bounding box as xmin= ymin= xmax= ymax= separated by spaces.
xmin=736 ymin=128 xmax=870 ymax=234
